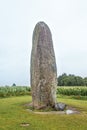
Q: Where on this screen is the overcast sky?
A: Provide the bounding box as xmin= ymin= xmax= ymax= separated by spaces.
xmin=0 ymin=0 xmax=87 ymax=86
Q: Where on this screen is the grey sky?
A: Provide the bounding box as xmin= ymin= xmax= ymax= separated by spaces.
xmin=0 ymin=0 xmax=87 ymax=86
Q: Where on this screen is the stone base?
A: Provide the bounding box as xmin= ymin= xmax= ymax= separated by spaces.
xmin=25 ymin=102 xmax=80 ymax=115
xmin=55 ymin=102 xmax=67 ymax=111
xmin=25 ymin=102 xmax=55 ymax=111
xmin=25 ymin=102 xmax=67 ymax=111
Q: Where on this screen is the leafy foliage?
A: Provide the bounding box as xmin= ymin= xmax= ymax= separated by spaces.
xmin=0 ymin=86 xmax=31 ymax=97
xmin=58 ymin=73 xmax=86 ymax=86
xmin=12 ymin=83 xmax=16 ymax=86
xmin=0 ymin=86 xmax=87 ymax=99
xmin=57 ymin=87 xmax=87 ymax=96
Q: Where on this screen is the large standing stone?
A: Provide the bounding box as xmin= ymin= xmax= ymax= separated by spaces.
xmin=30 ymin=22 xmax=57 ymax=109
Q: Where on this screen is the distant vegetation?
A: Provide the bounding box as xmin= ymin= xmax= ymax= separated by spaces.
xmin=0 ymin=73 xmax=87 ymax=98
xmin=0 ymin=86 xmax=87 ymax=99
xmin=58 ymin=73 xmax=87 ymax=86
xmin=0 ymin=86 xmax=31 ymax=98
xmin=57 ymin=87 xmax=87 ymax=100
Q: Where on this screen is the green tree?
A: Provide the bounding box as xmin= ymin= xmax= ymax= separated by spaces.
xmin=12 ymin=83 xmax=16 ymax=86
xmin=75 ymin=76 xmax=84 ymax=86
xmin=58 ymin=73 xmax=85 ymax=86
xmin=58 ymin=73 xmax=67 ymax=86
xmin=84 ymin=77 xmax=87 ymax=86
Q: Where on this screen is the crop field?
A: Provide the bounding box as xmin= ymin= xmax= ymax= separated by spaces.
xmin=0 ymin=86 xmax=87 ymax=98
xmin=57 ymin=86 xmax=87 ymax=100
xmin=0 ymin=86 xmax=31 ymax=98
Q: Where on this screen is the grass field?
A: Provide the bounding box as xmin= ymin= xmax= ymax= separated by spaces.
xmin=0 ymin=95 xmax=87 ymax=130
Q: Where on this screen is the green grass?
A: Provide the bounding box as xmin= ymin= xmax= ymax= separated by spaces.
xmin=0 ymin=95 xmax=87 ymax=130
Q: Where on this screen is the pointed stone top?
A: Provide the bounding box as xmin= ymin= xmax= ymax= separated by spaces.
xmin=37 ymin=21 xmax=47 ymax=25
xmin=35 ymin=21 xmax=49 ymax=29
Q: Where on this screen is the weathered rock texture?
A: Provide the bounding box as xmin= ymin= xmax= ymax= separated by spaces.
xmin=30 ymin=22 xmax=57 ymax=109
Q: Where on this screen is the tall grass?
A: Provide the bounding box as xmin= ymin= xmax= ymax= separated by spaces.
xmin=0 ymin=86 xmax=87 ymax=98
xmin=57 ymin=86 xmax=87 ymax=96
xmin=0 ymin=86 xmax=31 ymax=97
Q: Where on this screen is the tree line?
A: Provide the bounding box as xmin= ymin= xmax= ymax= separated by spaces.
xmin=58 ymin=73 xmax=87 ymax=86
